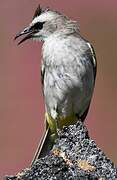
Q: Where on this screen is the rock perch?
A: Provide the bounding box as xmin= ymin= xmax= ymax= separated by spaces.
xmin=5 ymin=121 xmax=117 ymax=180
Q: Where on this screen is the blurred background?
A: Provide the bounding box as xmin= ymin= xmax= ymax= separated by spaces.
xmin=0 ymin=0 xmax=117 ymax=179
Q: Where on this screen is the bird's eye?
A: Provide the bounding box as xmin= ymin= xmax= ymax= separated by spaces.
xmin=30 ymin=22 xmax=45 ymax=31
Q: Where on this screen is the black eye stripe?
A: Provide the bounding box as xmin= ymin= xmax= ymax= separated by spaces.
xmin=30 ymin=22 xmax=45 ymax=31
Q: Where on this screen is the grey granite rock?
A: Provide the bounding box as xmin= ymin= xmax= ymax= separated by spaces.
xmin=5 ymin=121 xmax=117 ymax=180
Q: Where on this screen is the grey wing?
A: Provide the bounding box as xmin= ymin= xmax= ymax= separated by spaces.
xmin=79 ymin=42 xmax=97 ymax=122
xmin=86 ymin=42 xmax=97 ymax=81
xmin=41 ymin=62 xmax=45 ymax=86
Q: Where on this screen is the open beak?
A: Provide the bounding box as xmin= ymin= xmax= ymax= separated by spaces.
xmin=14 ymin=27 xmax=34 ymax=45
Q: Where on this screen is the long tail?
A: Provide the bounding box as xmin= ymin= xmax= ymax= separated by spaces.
xmin=31 ymin=125 xmax=52 ymax=166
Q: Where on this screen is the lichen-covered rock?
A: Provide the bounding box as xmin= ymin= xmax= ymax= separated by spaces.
xmin=5 ymin=122 xmax=117 ymax=180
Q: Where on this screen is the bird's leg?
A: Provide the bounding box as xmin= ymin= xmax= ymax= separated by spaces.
xmin=56 ymin=116 xmax=61 ymax=130
xmin=55 ymin=116 xmax=64 ymax=142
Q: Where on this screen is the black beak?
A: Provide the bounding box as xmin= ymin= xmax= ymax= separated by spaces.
xmin=14 ymin=27 xmax=34 ymax=45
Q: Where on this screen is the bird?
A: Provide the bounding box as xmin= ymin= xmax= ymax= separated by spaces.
xmin=14 ymin=4 xmax=97 ymax=165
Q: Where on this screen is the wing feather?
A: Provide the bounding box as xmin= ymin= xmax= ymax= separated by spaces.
xmin=87 ymin=42 xmax=97 ymax=81
xmin=79 ymin=42 xmax=97 ymax=121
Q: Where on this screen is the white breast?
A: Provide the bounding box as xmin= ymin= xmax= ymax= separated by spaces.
xmin=42 ymin=34 xmax=94 ymax=119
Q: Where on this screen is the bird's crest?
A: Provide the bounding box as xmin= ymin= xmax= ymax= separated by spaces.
xmin=33 ymin=4 xmax=42 ymax=19
xmin=33 ymin=4 xmax=50 ymax=19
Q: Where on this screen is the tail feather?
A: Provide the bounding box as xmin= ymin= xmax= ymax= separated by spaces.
xmin=31 ymin=126 xmax=52 ymax=165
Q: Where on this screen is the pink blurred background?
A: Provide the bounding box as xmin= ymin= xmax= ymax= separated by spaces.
xmin=0 ymin=0 xmax=117 ymax=179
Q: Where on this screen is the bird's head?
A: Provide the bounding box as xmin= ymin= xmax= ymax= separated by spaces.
xmin=14 ymin=5 xmax=70 ymax=45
